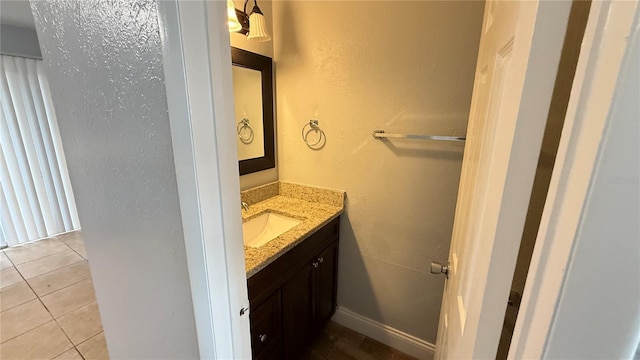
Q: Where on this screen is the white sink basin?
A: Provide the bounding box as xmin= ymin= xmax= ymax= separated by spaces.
xmin=243 ymin=212 xmax=302 ymax=248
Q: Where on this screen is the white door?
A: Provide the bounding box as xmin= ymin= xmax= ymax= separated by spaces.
xmin=433 ymin=1 xmax=573 ymax=358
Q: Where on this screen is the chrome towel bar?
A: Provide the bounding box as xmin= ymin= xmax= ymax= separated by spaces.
xmin=372 ymin=130 xmax=466 ymax=142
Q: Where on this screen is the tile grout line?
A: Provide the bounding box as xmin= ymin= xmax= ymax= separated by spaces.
xmin=7 ymin=243 xmax=83 ymax=280
xmin=23 ymin=261 xmax=90 ymax=297
xmin=74 ymin=332 xmax=106 ymax=359
xmin=0 ymin=234 xmax=92 ymax=360
xmin=39 ymin=281 xmax=96 ymax=317
xmin=53 ymin=236 xmax=91 ymax=360
xmin=1 ymin=251 xmax=30 ymax=307
xmin=13 ymin=251 xmax=88 ymax=360
xmin=2 ymin=233 xmax=102 ymax=359
xmin=75 ymin=345 xmax=87 ymax=360
xmin=64 ymin=242 xmax=88 ymax=261
xmin=16 ymin=236 xmax=93 ymax=313
xmin=0 ymin=254 xmax=72 ymax=349
xmin=75 ymin=343 xmax=88 ymax=360
xmin=6 ymin=263 xmax=89 ymax=301
xmin=44 ymin=235 xmax=92 ymax=360
xmin=2 ymin=231 xmax=76 ymax=250
xmin=55 ymin=233 xmax=89 ymax=261
xmin=0 ymin=255 xmax=28 ymax=312
xmin=7 ymin=236 xmax=88 ymax=292
xmin=37 ymin=276 xmax=91 ymax=300
xmin=4 ymin=237 xmax=75 ymax=266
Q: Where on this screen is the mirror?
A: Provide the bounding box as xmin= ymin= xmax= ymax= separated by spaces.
xmin=231 ymin=47 xmax=275 ymax=175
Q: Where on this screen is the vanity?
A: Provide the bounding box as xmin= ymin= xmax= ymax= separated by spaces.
xmin=231 ymin=46 xmax=343 ymax=358
xmin=240 ymin=182 xmax=344 ymax=360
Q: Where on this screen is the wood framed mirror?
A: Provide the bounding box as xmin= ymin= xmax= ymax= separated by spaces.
xmin=231 ymin=47 xmax=275 ymax=175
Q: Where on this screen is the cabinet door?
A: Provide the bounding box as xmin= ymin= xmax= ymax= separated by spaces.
xmin=314 ymin=241 xmax=338 ymax=326
xmin=282 ymin=262 xmax=314 ymax=359
xmin=250 ymin=290 xmax=282 ymax=360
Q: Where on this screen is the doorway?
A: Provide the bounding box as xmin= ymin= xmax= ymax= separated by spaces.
xmin=10 ymin=1 xmax=636 ymax=358
xmin=495 ymin=1 xmax=591 ymax=358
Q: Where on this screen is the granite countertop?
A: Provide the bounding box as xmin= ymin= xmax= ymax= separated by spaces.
xmin=242 ymin=182 xmax=344 ymax=278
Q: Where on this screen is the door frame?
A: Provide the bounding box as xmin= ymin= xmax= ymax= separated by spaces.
xmin=436 ymin=1 xmax=576 ymax=358
xmin=155 ymin=0 xmax=638 ymax=358
xmin=509 ymin=0 xmax=639 ymax=358
xmin=157 ymin=1 xmax=251 ymax=359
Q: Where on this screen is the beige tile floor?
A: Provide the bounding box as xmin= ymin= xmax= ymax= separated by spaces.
xmin=0 ymin=232 xmax=109 ymax=360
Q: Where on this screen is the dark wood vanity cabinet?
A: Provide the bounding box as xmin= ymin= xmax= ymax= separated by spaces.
xmin=247 ymin=217 xmax=340 ymax=360
xmin=249 ymin=290 xmax=282 ymax=360
xmin=282 ymin=259 xmax=314 ymax=358
xmin=314 ymin=242 xmax=339 ymax=325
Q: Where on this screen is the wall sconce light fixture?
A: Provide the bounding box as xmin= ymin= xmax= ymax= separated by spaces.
xmin=227 ymin=0 xmax=271 ymax=42
xmin=227 ymin=0 xmax=242 ymax=32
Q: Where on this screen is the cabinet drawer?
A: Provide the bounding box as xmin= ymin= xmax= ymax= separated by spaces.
xmin=250 ymin=290 xmax=282 ymax=360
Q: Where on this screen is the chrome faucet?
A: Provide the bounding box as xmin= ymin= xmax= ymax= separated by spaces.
xmin=241 ymin=201 xmax=250 ymax=211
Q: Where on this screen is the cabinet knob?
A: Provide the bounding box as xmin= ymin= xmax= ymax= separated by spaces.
xmin=259 ymin=334 xmax=268 ymax=343
xmin=312 ymin=261 xmax=319 ymax=269
xmin=318 ymin=256 xmax=324 ymax=264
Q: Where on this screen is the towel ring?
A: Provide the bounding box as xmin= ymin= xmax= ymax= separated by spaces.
xmin=237 ymin=118 xmax=254 ymax=144
xmin=301 ymin=119 xmax=326 ymax=150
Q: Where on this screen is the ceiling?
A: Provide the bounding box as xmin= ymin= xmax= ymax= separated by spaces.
xmin=0 ymin=0 xmax=36 ymax=29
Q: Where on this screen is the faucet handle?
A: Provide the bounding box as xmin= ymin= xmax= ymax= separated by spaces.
xmin=241 ymin=201 xmax=250 ymax=211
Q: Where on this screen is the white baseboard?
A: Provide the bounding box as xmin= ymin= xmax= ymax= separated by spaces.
xmin=332 ymin=306 xmax=436 ymax=360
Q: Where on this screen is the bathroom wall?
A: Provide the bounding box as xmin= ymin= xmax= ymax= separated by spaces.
xmin=272 ymin=1 xmax=484 ymax=344
xmin=229 ymin=0 xmax=278 ymax=190
xmin=31 ymin=1 xmax=199 ymax=358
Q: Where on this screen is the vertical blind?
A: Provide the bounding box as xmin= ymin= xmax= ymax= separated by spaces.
xmin=0 ymin=55 xmax=80 ymax=247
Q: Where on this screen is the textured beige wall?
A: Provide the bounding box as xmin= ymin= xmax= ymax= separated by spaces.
xmin=272 ymin=1 xmax=483 ymax=343
xmin=229 ymin=0 xmax=278 ymax=190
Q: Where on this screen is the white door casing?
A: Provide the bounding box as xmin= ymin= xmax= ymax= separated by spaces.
xmin=158 ymin=1 xmax=252 ymax=359
xmin=435 ymin=1 xmax=572 ymax=358
xmin=509 ymin=1 xmax=640 ymax=358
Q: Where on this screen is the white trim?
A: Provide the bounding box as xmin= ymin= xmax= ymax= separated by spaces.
xmin=508 ymin=1 xmax=639 ymax=358
xmin=333 ymin=306 xmax=436 ymax=360
xmin=158 ymin=1 xmax=251 ymax=359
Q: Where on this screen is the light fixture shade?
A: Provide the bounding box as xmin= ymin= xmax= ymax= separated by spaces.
xmin=227 ymin=0 xmax=242 ymax=32
xmin=247 ymin=11 xmax=271 ymax=42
